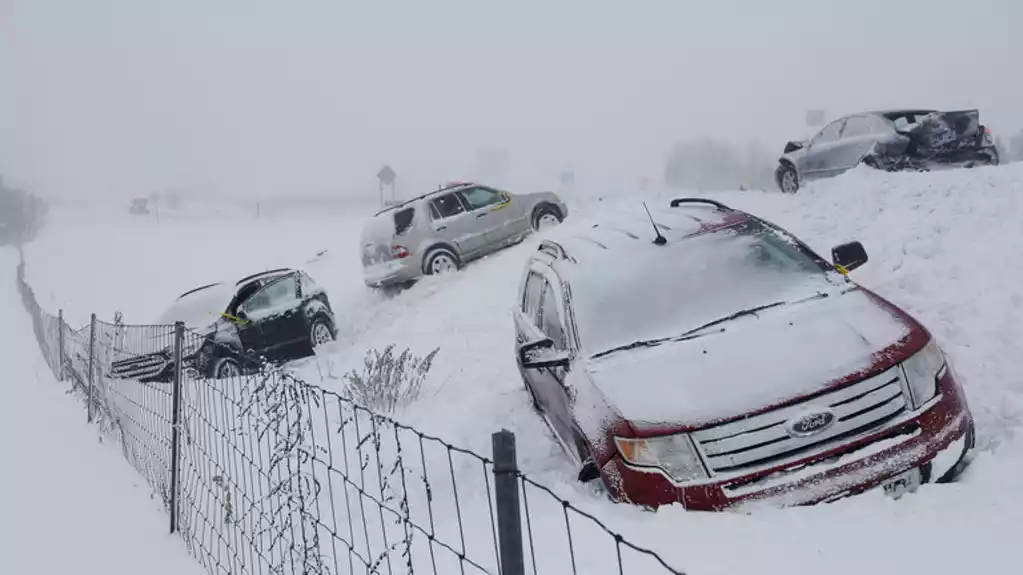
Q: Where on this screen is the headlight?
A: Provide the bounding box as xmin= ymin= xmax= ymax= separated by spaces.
xmin=614 ymin=434 xmax=708 ymax=483
xmin=903 ymin=338 xmax=947 ymax=409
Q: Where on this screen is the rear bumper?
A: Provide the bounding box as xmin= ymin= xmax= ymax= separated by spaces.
xmin=601 ymin=368 xmax=974 ymax=511
xmin=362 ymin=257 xmax=420 ymax=287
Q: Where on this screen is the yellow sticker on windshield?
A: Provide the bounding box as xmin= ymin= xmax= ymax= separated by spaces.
xmin=835 ymin=264 xmax=849 ymax=276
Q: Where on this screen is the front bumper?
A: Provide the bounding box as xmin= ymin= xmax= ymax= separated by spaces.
xmin=601 ymin=368 xmax=974 ymax=511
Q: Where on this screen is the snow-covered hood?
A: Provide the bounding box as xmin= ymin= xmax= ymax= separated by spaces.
xmin=582 ymin=288 xmax=914 ymax=428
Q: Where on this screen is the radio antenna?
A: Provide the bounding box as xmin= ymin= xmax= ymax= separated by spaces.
xmin=643 ymin=202 xmax=667 ymax=245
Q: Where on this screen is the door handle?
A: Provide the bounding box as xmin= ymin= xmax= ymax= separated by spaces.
xmin=476 ymin=212 xmax=488 ymax=218
xmin=436 ymin=225 xmax=447 ymax=231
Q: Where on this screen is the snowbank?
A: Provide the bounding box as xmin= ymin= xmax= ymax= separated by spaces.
xmin=20 ymin=162 xmax=1023 ymax=574
xmin=0 ymin=248 xmax=202 ymax=575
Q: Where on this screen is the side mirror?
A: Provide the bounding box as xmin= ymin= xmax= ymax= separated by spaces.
xmin=831 ymin=241 xmax=868 ymax=273
xmin=783 ymin=140 xmax=806 ymax=154
xmin=518 ymin=338 xmax=570 ymax=370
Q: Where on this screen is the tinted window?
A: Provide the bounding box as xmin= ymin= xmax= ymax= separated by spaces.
xmin=239 ymin=276 xmax=299 ymax=319
xmin=540 ymin=281 xmax=566 ymax=349
xmin=522 ymin=272 xmax=544 ymax=317
xmin=394 ymin=208 xmax=415 ymax=235
xmin=458 ymin=187 xmax=505 ymax=210
xmin=429 ymin=193 xmax=465 ymax=219
xmin=813 ymin=120 xmax=845 ymax=144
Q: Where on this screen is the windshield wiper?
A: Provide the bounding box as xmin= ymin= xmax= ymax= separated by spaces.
xmin=591 ymin=300 xmax=788 ymax=360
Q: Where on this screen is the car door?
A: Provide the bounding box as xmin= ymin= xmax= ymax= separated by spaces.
xmin=235 ymin=274 xmax=304 ymax=361
xmin=427 ymin=191 xmax=489 ymax=258
xmin=518 ymin=267 xmax=576 ymax=448
xmin=801 ymin=118 xmax=847 ymax=178
xmin=456 ymin=186 xmax=520 ymax=248
xmin=833 ymin=114 xmax=887 ymax=170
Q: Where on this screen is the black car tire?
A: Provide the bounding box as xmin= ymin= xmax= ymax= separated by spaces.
xmin=532 ymin=205 xmax=563 ymax=230
xmin=309 ymin=315 xmax=335 ymax=350
xmin=211 ymin=356 xmax=242 ymax=379
xmin=423 ymin=248 xmax=460 ymax=276
xmin=776 ymin=164 xmax=799 ymax=194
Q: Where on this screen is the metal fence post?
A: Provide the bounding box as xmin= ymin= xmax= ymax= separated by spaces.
xmin=87 ymin=313 xmax=96 ymax=422
xmin=492 ymin=430 xmax=525 ymax=575
xmin=169 ymin=321 xmax=185 ymax=534
xmin=57 ymin=309 xmax=65 ymax=382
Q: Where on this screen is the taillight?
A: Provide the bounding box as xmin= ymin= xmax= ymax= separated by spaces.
xmin=391 ymin=245 xmax=409 ymax=259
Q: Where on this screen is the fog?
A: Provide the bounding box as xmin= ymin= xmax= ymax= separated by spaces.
xmin=2 ymin=0 xmax=1020 ymax=202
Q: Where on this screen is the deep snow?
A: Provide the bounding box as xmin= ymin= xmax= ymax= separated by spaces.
xmin=17 ymin=163 xmax=1023 ymax=574
xmin=0 ymin=248 xmax=203 ymax=575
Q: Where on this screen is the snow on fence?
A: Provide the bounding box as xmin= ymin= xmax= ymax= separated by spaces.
xmin=13 ymin=251 xmax=686 ymax=575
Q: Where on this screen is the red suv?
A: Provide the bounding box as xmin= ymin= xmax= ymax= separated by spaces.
xmin=513 ymin=198 xmax=974 ymax=510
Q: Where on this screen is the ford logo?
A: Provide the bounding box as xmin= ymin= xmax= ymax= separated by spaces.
xmin=785 ymin=409 xmax=837 ymax=437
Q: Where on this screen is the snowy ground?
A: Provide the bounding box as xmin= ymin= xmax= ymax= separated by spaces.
xmin=0 ymin=248 xmax=204 ymax=575
xmin=15 ymin=164 xmax=1023 ymax=574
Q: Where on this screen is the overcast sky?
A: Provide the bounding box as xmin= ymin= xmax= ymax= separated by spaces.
xmin=2 ymin=0 xmax=1019 ymax=200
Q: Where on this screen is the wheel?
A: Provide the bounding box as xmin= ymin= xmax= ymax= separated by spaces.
xmin=776 ymin=164 xmax=799 ymax=194
xmin=532 ymin=206 xmax=563 ymax=231
xmin=423 ymin=248 xmax=459 ymax=275
xmin=211 ymin=356 xmax=241 ymax=379
xmin=309 ymin=316 xmax=335 ymax=349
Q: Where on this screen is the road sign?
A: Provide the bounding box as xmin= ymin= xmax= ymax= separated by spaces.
xmin=377 ymin=165 xmax=397 ymax=186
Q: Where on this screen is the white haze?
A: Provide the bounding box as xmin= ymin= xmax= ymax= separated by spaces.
xmin=1 ymin=0 xmax=1020 ymax=201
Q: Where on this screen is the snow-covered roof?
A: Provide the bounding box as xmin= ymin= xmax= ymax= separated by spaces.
xmin=542 ymin=201 xmax=744 ymax=265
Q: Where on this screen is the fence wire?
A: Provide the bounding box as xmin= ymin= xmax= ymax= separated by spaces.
xmin=12 ymin=251 xmax=687 ymax=575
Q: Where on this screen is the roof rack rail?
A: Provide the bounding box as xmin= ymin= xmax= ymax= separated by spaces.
xmin=538 ymin=240 xmax=567 ymax=260
xmin=669 ymin=198 xmax=733 ymax=210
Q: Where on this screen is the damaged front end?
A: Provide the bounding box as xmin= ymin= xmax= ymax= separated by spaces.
xmin=867 ymin=110 xmax=999 ymax=171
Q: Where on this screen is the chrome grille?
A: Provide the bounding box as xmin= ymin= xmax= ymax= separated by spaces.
xmin=692 ymin=366 xmax=907 ymax=475
xmin=110 ymin=353 xmax=170 ymax=381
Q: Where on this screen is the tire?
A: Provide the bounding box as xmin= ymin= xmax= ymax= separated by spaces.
xmin=423 ymin=248 xmax=459 ymax=276
xmin=211 ymin=356 xmax=242 ymax=379
xmin=532 ymin=205 xmax=563 ymax=231
xmin=309 ymin=315 xmax=335 ymax=349
xmin=776 ymin=164 xmax=799 ymax=194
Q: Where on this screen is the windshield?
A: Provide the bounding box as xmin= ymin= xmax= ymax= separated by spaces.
xmin=569 ymin=220 xmax=841 ymax=356
xmin=156 ymin=282 xmax=237 ymax=328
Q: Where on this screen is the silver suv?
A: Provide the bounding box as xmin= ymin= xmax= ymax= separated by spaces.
xmin=361 ymin=182 xmax=568 ymax=287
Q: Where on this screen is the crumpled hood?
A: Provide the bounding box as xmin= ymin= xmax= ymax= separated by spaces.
xmin=583 ymin=288 xmax=914 ymax=428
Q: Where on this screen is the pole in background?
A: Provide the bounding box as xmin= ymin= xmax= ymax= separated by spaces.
xmin=169 ymin=321 xmax=185 ymax=534
xmin=492 ymin=429 xmax=526 ymax=575
xmin=87 ymin=313 xmax=96 ymax=422
xmin=57 ymin=309 xmax=65 ymax=382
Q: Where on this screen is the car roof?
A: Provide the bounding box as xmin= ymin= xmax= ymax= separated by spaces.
xmin=537 ymin=199 xmax=751 ymax=266
xmin=371 ymin=182 xmax=479 ymax=217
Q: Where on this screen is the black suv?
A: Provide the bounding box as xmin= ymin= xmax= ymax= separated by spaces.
xmin=110 ymin=268 xmax=337 ymax=382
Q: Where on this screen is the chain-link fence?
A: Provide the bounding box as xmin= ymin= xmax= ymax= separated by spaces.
xmin=12 ymin=251 xmax=686 ymax=575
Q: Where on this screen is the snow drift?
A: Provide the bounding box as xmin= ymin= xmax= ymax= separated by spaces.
xmin=18 ymin=162 xmax=1023 ymax=574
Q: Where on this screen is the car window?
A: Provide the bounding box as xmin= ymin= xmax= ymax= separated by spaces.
xmin=238 ymin=276 xmax=299 ymax=319
xmin=812 ymin=119 xmax=845 ymax=144
xmin=522 ymin=271 xmax=544 ymax=318
xmin=865 ymin=115 xmax=894 ymax=134
xmin=429 ymin=193 xmax=466 ymax=219
xmin=841 ymin=116 xmax=871 ymax=138
xmin=458 ymin=187 xmax=505 ymax=211
xmin=539 ymin=281 xmax=567 ymax=349
xmin=394 ymin=207 xmax=415 ymax=235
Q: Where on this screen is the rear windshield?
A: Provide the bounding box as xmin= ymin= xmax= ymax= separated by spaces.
xmin=394 ymin=208 xmax=415 ymax=235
